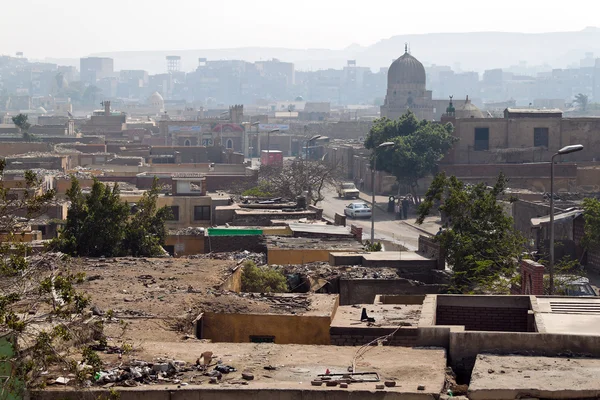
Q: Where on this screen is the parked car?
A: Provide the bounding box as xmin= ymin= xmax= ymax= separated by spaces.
xmin=337 ymin=182 xmax=360 ymax=199
xmin=344 ymin=202 xmax=372 ymax=218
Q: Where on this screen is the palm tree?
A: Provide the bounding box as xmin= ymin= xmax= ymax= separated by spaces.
xmin=574 ymin=93 xmax=589 ymax=112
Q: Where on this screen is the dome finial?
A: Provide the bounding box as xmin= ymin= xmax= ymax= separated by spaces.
xmin=405 ymin=42 xmax=408 ymax=53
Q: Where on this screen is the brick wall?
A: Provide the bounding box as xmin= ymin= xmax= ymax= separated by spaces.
xmin=436 ymin=305 xmax=529 ymax=332
xmin=205 ymin=235 xmax=266 ymax=253
xmin=330 ymin=327 xmax=418 ymax=346
xmin=520 ymin=259 xmax=545 ymax=295
xmin=339 ymin=278 xmax=445 ymax=305
xmin=418 ymin=235 xmax=445 ymax=270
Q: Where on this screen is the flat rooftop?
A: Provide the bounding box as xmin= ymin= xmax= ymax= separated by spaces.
xmin=37 ymin=343 xmax=446 ymax=396
xmin=362 ymin=251 xmax=433 ymax=262
xmin=535 ymin=297 xmax=600 ymax=335
xmin=469 ymin=354 xmax=600 ymax=400
xmin=267 ymin=237 xmax=364 ymax=250
xmin=331 ymin=303 xmax=422 ymax=329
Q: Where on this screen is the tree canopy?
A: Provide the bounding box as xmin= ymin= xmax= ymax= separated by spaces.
xmin=364 ymin=111 xmax=457 ymax=198
xmin=247 ymin=159 xmax=341 ymax=205
xmin=417 ymin=173 xmax=525 ymax=293
xmin=582 ymin=197 xmax=600 ymax=251
xmin=52 ymin=177 xmax=170 ymax=257
xmin=11 ymin=113 xmax=34 ymax=141
xmin=0 ymin=161 xmax=93 ymax=395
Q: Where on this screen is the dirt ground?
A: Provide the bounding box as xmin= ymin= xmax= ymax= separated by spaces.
xmin=72 ymin=257 xmax=329 ymax=344
xmin=73 ymin=257 xmax=240 ymax=343
xmin=46 ymin=342 xmax=447 ymax=394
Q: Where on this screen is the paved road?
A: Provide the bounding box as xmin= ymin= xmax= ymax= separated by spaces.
xmin=319 ymin=186 xmax=439 ymax=251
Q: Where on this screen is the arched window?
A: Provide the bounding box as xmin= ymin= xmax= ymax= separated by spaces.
xmin=226 ymin=139 xmax=233 ymax=149
xmin=184 ymin=139 xmax=191 ymax=147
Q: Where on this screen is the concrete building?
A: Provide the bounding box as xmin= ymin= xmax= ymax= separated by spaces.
xmin=443 ymin=108 xmax=600 ymax=165
xmin=80 ymin=57 xmax=114 ymax=85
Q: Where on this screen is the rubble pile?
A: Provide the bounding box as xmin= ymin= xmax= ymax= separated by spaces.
xmin=50 ymin=356 xmax=252 ymax=388
xmin=189 ymin=251 xmax=266 ymax=265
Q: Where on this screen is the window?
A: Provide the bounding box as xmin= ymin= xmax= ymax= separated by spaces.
xmin=184 ymin=139 xmax=191 ymax=147
xmin=534 ymin=127 xmax=549 ymax=147
xmin=250 ymin=335 xmax=275 ymax=343
xmin=474 ymin=128 xmax=489 ymax=151
xmin=226 ymin=139 xmax=233 ymax=149
xmin=194 ymin=205 xmax=211 ymax=221
xmin=168 ymin=206 xmax=179 ymax=221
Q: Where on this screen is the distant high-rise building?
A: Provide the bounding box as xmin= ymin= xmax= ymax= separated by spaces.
xmin=80 ymin=57 xmax=114 ymax=85
xmin=166 ymin=56 xmax=181 ymax=73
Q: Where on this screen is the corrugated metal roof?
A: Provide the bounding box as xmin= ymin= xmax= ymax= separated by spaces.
xmin=531 ymin=209 xmax=583 ymax=227
xmin=288 ymin=223 xmax=351 ymax=236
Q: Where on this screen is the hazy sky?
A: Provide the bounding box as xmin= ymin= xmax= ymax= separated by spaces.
xmin=2 ymin=0 xmax=599 ymax=59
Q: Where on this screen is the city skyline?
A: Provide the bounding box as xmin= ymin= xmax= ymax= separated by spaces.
xmin=2 ymin=0 xmax=599 ymax=59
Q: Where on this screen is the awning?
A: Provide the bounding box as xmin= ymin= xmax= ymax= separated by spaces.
xmin=531 ymin=209 xmax=583 ymax=227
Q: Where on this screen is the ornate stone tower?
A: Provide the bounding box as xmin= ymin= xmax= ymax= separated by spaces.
xmin=380 ymin=44 xmax=434 ymax=120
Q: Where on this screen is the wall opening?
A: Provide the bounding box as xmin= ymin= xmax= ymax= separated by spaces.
xmin=474 ymin=128 xmax=489 ymax=151
xmin=250 ymin=335 xmax=275 ymax=343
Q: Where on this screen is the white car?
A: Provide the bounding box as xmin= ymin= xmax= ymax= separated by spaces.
xmin=344 ymin=202 xmax=372 ymax=218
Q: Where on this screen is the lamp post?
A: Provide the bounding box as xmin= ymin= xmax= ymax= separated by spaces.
xmin=267 ymin=128 xmax=279 ymax=153
xmin=250 ymin=122 xmax=260 ymax=161
xmin=371 ymin=141 xmax=395 ymax=243
xmin=305 ymin=135 xmax=322 ymax=197
xmin=549 ymin=144 xmax=583 ymax=295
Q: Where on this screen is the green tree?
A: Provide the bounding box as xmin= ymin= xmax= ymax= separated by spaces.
xmin=364 ymin=111 xmax=457 ymax=200
xmin=53 ymin=177 xmax=171 ymax=257
xmin=582 ymin=197 xmax=600 ymax=251
xmin=574 ymin=93 xmax=589 ymax=112
xmin=0 ymin=160 xmax=94 ymax=395
xmin=11 ymin=113 xmax=34 ymax=141
xmin=123 ymin=178 xmax=171 ymax=257
xmin=54 ymin=178 xmax=129 ymax=257
xmin=241 ymin=261 xmax=289 ymax=293
xmin=417 ymin=173 xmax=525 ymax=293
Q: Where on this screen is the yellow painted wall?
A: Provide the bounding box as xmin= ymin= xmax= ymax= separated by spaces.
xmin=165 ymin=235 xmax=205 ymax=257
xmin=261 ymin=227 xmax=292 ymax=236
xmin=219 ymin=266 xmax=244 ymax=292
xmin=268 ymin=248 xmax=350 ymax=265
xmin=202 ymin=312 xmax=332 ymax=345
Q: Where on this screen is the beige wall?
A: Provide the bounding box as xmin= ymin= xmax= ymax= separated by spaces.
xmin=201 ymin=312 xmax=333 ymax=345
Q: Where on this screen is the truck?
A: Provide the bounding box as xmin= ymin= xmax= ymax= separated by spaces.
xmin=260 ymin=150 xmax=283 ymax=166
xmin=337 ymin=182 xmax=360 ymax=199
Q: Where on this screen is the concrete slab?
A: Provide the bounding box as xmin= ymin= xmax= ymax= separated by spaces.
xmin=469 ymin=354 xmax=600 ymax=400
xmin=362 ymin=251 xmax=437 ymax=269
xmin=34 ymin=343 xmax=447 ymax=399
xmin=331 ymin=304 xmax=422 ymax=329
xmin=534 ymin=297 xmax=600 ymax=335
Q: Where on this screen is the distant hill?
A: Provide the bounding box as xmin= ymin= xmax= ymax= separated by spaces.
xmin=87 ymin=28 xmax=600 ymax=74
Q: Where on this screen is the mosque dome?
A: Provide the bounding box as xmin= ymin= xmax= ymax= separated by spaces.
xmin=388 ymin=46 xmax=426 ymax=86
xmin=457 ymin=101 xmax=485 ymax=119
xmin=147 ymin=92 xmax=164 ymax=108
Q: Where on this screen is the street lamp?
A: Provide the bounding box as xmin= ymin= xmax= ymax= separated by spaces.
xmin=250 ymin=122 xmax=260 ymax=160
xmin=305 ymin=135 xmax=322 ymax=197
xmin=371 ymin=141 xmax=395 ymax=243
xmin=549 ymin=144 xmax=583 ymax=295
xmin=267 ymin=128 xmax=279 ymax=154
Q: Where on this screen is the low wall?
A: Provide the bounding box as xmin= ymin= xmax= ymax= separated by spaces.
xmin=201 ymin=312 xmax=332 ymax=345
xmin=448 ymin=331 xmax=600 ymax=381
xmin=435 ymin=295 xmax=533 ymax=332
xmin=220 ymin=265 xmax=244 ymax=292
xmin=330 ymin=327 xmax=418 ymax=347
xmin=417 ymin=235 xmax=445 ymax=270
xmin=205 ymin=235 xmax=266 ymax=254
xmin=339 ymin=278 xmax=445 ymax=305
xmin=269 ymin=248 xmax=350 ymax=265
xmin=30 ymin=388 xmax=440 ymax=400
